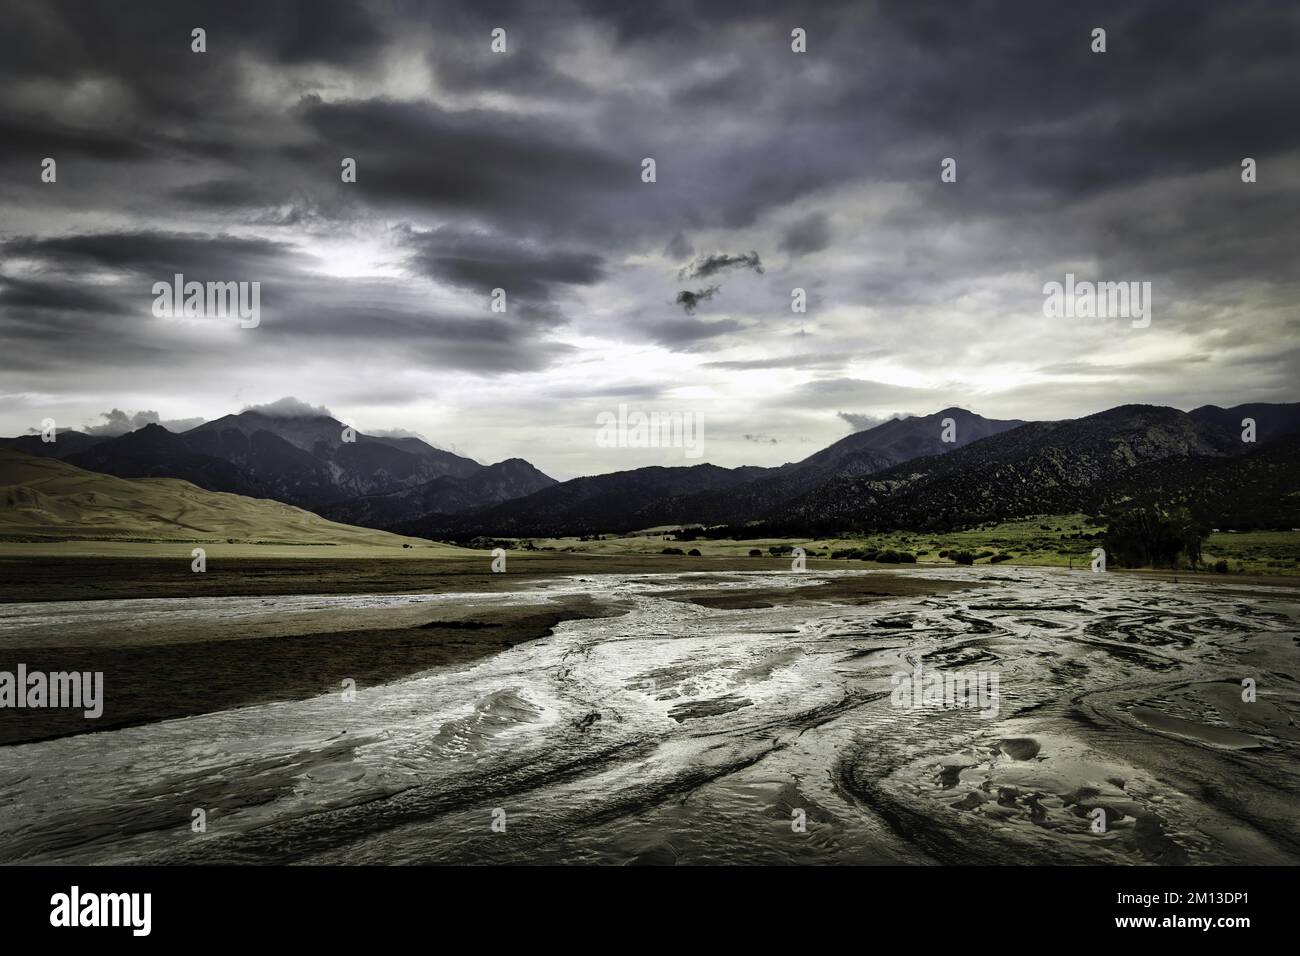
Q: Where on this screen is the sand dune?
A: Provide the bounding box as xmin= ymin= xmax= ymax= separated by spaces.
xmin=0 ymin=449 xmax=457 ymax=553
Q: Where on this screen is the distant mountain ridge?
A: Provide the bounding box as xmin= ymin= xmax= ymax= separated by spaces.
xmin=0 ymin=430 xmax=108 ymax=460
xmin=781 ymin=404 xmax=1248 ymax=532
xmin=641 ymin=407 xmax=1027 ymax=529
xmin=403 ymin=407 xmax=1029 ymax=537
xmin=1188 ymin=403 xmax=1300 ymax=442
xmin=796 ymin=407 xmax=1027 ymax=473
xmin=322 ymin=458 xmax=556 ymax=528
xmin=3 ymin=401 xmax=1297 ymax=537
xmin=403 ymin=402 xmax=1300 ymax=538
xmin=394 ymin=463 xmax=773 ymax=538
xmin=3 ymin=408 xmax=556 ymax=522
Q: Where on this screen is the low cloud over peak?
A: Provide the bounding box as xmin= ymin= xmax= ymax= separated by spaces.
xmin=84 ymin=409 xmax=206 ymax=436
xmin=241 ymin=397 xmax=334 ymax=419
xmin=837 ymin=411 xmax=915 ymax=432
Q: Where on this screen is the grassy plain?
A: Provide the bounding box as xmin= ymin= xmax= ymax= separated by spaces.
xmin=531 ymin=514 xmax=1300 ymax=576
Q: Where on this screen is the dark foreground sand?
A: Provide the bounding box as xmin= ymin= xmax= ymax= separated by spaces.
xmin=0 ymin=596 xmax=619 ymax=747
xmin=2 ymin=554 xmax=1292 ymax=605
xmin=0 ymin=556 xmax=966 ymax=747
xmin=0 ymin=554 xmax=839 ymax=604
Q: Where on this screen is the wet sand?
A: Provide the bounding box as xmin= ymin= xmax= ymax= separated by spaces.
xmin=0 ymin=564 xmax=956 ymax=747
xmin=0 ymin=596 xmax=614 ymax=747
xmin=1 ymin=565 xmax=1295 ymax=866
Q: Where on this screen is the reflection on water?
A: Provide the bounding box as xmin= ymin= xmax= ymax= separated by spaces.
xmin=0 ymin=568 xmax=1297 ymax=865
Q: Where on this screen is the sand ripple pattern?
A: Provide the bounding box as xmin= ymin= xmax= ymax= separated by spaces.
xmin=0 ymin=568 xmax=1295 ymax=864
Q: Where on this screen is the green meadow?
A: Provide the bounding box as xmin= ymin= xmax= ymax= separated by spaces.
xmin=532 ymin=514 xmax=1300 ymax=576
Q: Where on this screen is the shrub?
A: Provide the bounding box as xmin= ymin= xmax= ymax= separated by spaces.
xmin=688 ymin=548 xmax=702 ymax=557
xmin=990 ymin=553 xmax=1012 ymax=563
xmin=875 ymin=550 xmax=902 ymax=563
xmin=1105 ymin=505 xmax=1207 ymax=568
xmin=662 ymin=547 xmax=684 ymax=555
xmin=898 ymin=552 xmax=917 ymax=563
xmin=951 ymin=551 xmax=975 ymax=565
xmin=749 ymin=548 xmax=763 ymax=557
xmin=1213 ymin=559 xmax=1229 ymax=573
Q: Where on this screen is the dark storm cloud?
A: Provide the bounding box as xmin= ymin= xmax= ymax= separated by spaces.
xmin=4 ymin=232 xmax=300 ymax=279
xmin=674 ymin=286 xmax=719 ymax=315
xmin=857 ymin=1 xmax=1300 ymax=199
xmin=0 ymin=0 xmax=390 ymax=85
xmin=264 ymin=295 xmax=577 ymax=374
xmin=0 ymin=231 xmax=309 ymax=365
xmin=1 ymin=0 xmax=1297 ymax=461
xmin=295 ymin=97 xmax=627 ymax=230
xmin=679 ymin=252 xmax=764 ymax=281
xmin=0 ymin=228 xmax=573 ymax=377
xmin=0 ymin=277 xmax=122 ymax=315
xmin=169 ymin=179 xmax=274 ymax=208
xmin=0 ymin=116 xmax=151 ymax=162
xmin=430 ymin=40 xmax=592 ymax=100
xmin=402 ymin=229 xmax=605 ymax=303
xmin=779 ymin=213 xmax=832 ymax=257
xmin=0 ymin=114 xmax=251 ymax=177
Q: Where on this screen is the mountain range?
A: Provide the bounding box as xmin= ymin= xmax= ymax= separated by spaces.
xmin=780 ymin=404 xmax=1300 ymax=533
xmin=3 ymin=401 xmax=1298 ymax=538
xmin=397 ymin=402 xmax=1300 ymax=538
xmin=0 ymin=409 xmax=556 ymax=522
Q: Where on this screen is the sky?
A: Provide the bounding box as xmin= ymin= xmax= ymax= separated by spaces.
xmin=1 ymin=0 xmax=1297 ymax=479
